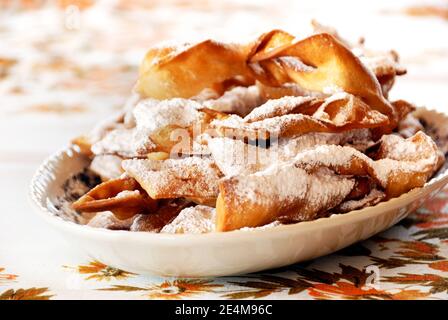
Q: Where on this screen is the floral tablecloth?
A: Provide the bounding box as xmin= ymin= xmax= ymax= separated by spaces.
xmin=1 ymin=0 xmax=448 ymax=300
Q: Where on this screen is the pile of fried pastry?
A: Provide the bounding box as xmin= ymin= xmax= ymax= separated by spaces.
xmin=72 ymin=22 xmax=446 ymax=233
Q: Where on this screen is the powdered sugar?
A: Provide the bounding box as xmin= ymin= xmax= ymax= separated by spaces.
xmin=90 ymin=155 xmax=124 ymax=180
xmin=290 ymin=134 xmax=441 ymax=190
xmin=201 ymin=85 xmax=264 ymax=116
xmin=279 ymin=129 xmax=373 ymax=155
xmin=148 ymin=42 xmax=196 ymax=66
xmin=161 ymin=205 xmax=216 ymax=234
xmin=116 ymin=190 xmax=141 ymax=199
xmin=91 ymin=127 xmax=155 ymax=157
xmin=207 ymin=137 xmax=267 ymax=176
xmin=82 ymin=111 xmax=127 ymax=147
xmin=244 ymin=96 xmax=315 ymax=122
xmin=297 ymin=168 xmax=355 ymax=220
xmin=87 ymin=212 xmax=135 ymax=230
xmin=211 ymin=92 xmax=388 ymax=139
xmin=223 ymin=162 xmax=355 ymax=222
xmin=377 ymin=133 xmax=418 ymax=160
xmin=322 ymin=84 xmax=344 ymax=95
xmin=220 ymin=131 xmax=441 ymax=224
xmin=292 ymin=144 xmax=361 ymax=170
xmin=358 ymin=51 xmax=406 ymax=78
xmin=122 ymin=157 xmax=222 ymax=199
xmin=277 ymin=56 xmax=315 ymax=73
xmin=207 ymin=130 xmax=374 ymax=177
xmin=374 ymin=132 xmax=442 ymax=185
xmin=134 ymin=98 xmax=202 ymax=135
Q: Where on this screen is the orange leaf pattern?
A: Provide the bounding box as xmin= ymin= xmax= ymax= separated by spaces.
xmin=86 ymin=189 xmax=448 ymax=299
xmin=64 ymin=261 xmax=135 ymax=281
xmin=0 ymin=268 xmax=53 ymax=300
xmin=0 ymin=186 xmax=444 ymax=300
xmin=0 ymin=268 xmax=17 ymax=284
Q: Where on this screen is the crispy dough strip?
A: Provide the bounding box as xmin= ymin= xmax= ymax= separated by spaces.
xmin=245 ymin=93 xmax=388 ymax=126
xmin=251 ymin=33 xmax=394 ymax=120
xmin=130 ymin=199 xmax=192 ymax=232
xmin=211 ymin=93 xmax=389 ymax=140
xmin=217 ymin=166 xmax=355 ymax=231
xmin=87 ymin=212 xmax=135 ymax=230
xmin=207 ymin=130 xmax=374 ymax=177
xmin=136 ymin=30 xmax=400 ymax=129
xmin=216 ymin=132 xmax=443 ymax=231
xmin=161 ymin=205 xmax=216 ymax=234
xmin=90 ymin=155 xmax=124 ymax=181
xmin=72 ymin=135 xmax=94 ymax=157
xmin=122 ymin=157 xmax=222 ymax=201
xmin=72 ymin=176 xmax=157 ymax=220
xmin=129 ymin=99 xmax=227 ymax=155
xmin=310 ymin=20 xmax=406 ymax=90
xmin=137 ymin=40 xmax=252 ymax=99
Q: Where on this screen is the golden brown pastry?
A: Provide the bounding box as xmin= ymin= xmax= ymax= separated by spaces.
xmin=161 ymin=205 xmax=216 ymax=234
xmin=130 ymin=199 xmax=192 ymax=232
xmin=69 ymin=24 xmax=445 ymax=234
xmin=122 ymin=157 xmax=223 ymax=202
xmin=72 ymin=176 xmax=157 ymax=220
xmin=210 ymin=93 xmax=389 ymax=140
xmin=216 ymin=132 xmax=443 ymax=231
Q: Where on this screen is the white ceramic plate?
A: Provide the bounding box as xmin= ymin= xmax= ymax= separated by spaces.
xmin=30 ymin=109 xmax=448 ymax=277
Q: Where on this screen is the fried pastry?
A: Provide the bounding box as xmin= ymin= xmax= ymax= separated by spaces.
xmin=137 ymin=40 xmax=251 ymax=99
xmin=161 ymin=205 xmax=216 ymax=234
xmin=70 ymin=23 xmax=446 ymax=233
xmin=290 ymin=132 xmax=443 ymax=198
xmin=211 ymin=93 xmax=389 ymax=140
xmin=87 ymin=97 xmax=224 ymax=158
xmin=217 ymin=166 xmax=355 ymax=231
xmin=373 ymin=132 xmax=444 ymax=197
xmin=206 ymin=129 xmax=374 ymax=177
xmin=130 ymin=98 xmax=226 ymax=155
xmin=398 ymin=113 xmax=425 ymax=139
xmin=91 ymin=128 xmax=156 ymax=158
xmin=132 ymin=99 xmax=200 ymax=154
xmin=122 ymin=157 xmax=223 ymax=201
xmin=87 ymin=212 xmax=136 ymax=230
xmin=72 ymin=135 xmax=95 ymax=157
xmin=196 ymin=85 xmax=265 ymax=116
xmin=310 ymin=20 xmax=406 ymax=96
xmin=411 ymin=109 xmax=448 ymax=156
xmin=72 ymin=111 xmax=128 ymax=156
xmin=89 ymin=155 xmax=124 ymax=181
xmin=216 ymin=132 xmax=443 ymax=231
xmin=72 ymin=176 xmax=158 ymax=220
xmin=358 ymin=50 xmax=406 ymax=97
xmin=136 ymin=29 xmax=399 ymax=127
xmin=256 ymin=82 xmax=324 ymax=100
xmin=252 ymin=33 xmax=393 ymax=118
xmin=130 ymin=199 xmax=192 ymax=232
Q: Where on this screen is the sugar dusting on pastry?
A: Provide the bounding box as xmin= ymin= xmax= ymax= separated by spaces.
xmin=122 ymin=157 xmax=222 ymax=199
xmin=133 ymin=98 xmax=202 ymax=135
xmin=161 ymin=205 xmax=216 ymax=234
xmin=92 ymin=127 xmax=156 ymax=157
xmin=337 ymin=189 xmax=386 ymax=213
xmin=67 ymin=25 xmax=446 ymax=233
xmin=200 ymin=85 xmax=264 ymax=116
